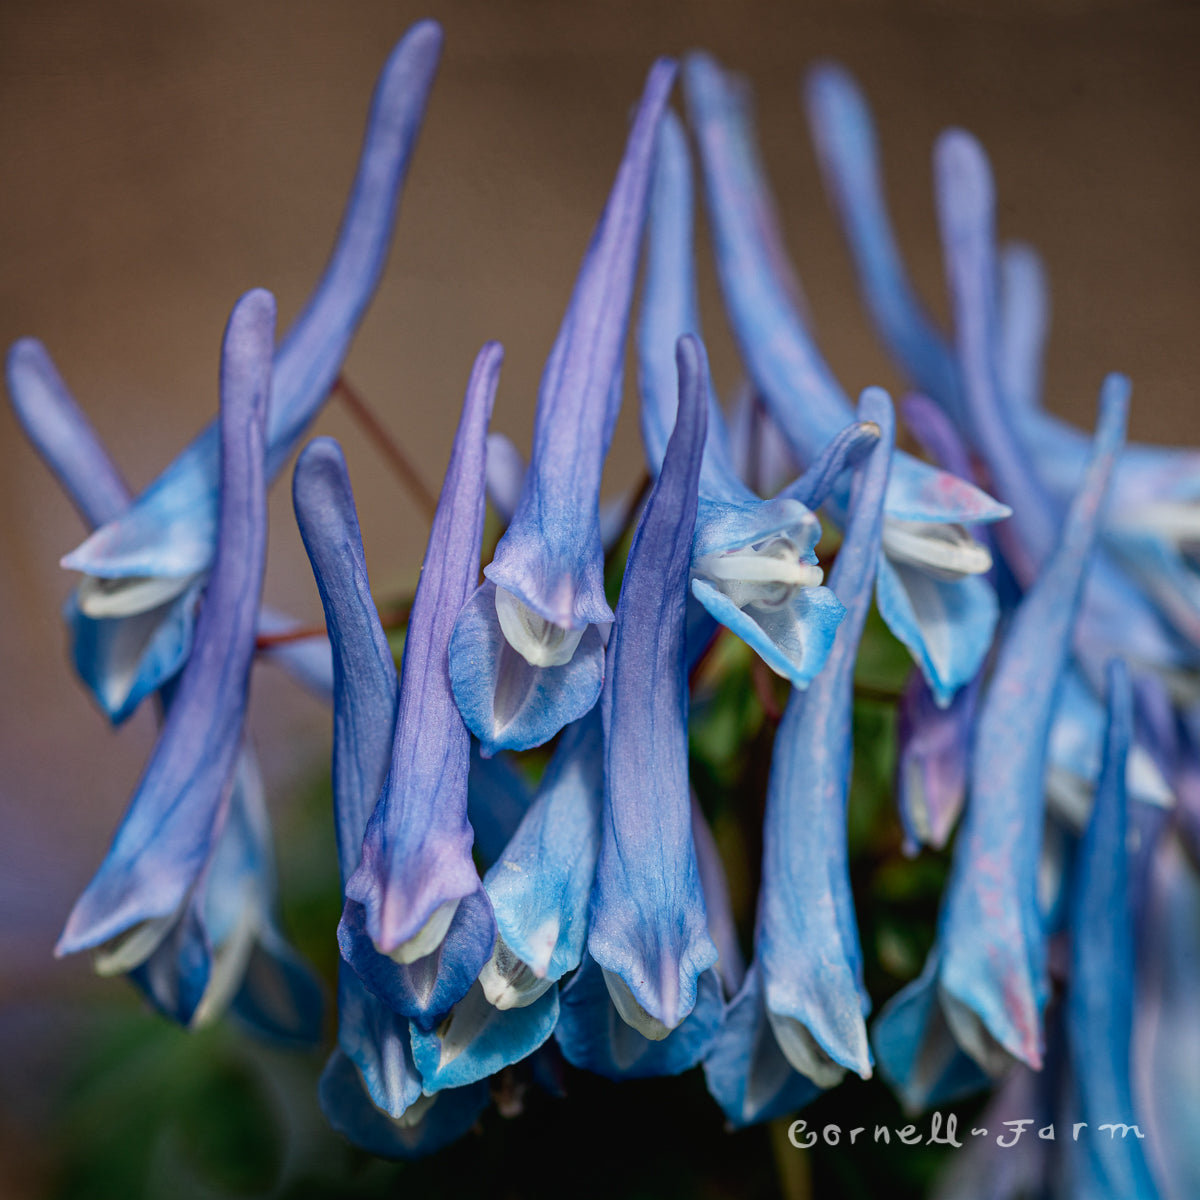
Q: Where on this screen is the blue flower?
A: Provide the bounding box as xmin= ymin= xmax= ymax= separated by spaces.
xmin=448 ymin=60 xmax=677 ymax=755
xmin=682 ymin=52 xmax=1009 ymax=707
xmin=24 ymin=20 xmax=442 ymax=722
xmin=806 ymin=61 xmax=1198 ymax=674
xmin=52 ymin=290 xmax=321 ymax=1041
xmin=638 ymin=109 xmax=847 ymax=689
xmin=704 ymin=387 xmax=894 ymax=1124
xmin=587 ymin=334 xmax=719 ymax=1038
xmin=294 ymin=432 xmax=502 ymax=1153
xmin=873 ymin=374 xmax=1128 ymax=1107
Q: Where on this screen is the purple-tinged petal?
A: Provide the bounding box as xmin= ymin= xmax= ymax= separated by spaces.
xmin=293 ymin=436 xmax=398 ymax=885
xmin=727 ymin=385 xmax=800 ymax=498
xmin=896 ymin=668 xmax=978 ymax=855
xmin=876 ymin=374 xmax=1128 ymax=1091
xmin=484 ymin=431 xmax=525 ymax=524
xmin=1065 ymin=659 xmax=1160 ymax=1200
xmin=587 ymin=335 xmax=718 ymax=1036
xmin=62 ymin=22 xmax=443 ymax=595
xmin=483 ymin=58 xmax=676 ymax=635
xmin=6 ymin=338 xmax=131 ymax=527
xmin=555 ymin=952 xmax=724 ymax=1080
xmin=56 ymin=289 xmax=275 ymax=959
xmin=344 ymin=344 xmax=501 ymax=989
xmin=757 ymin=389 xmax=893 ymax=1085
xmin=803 ymin=62 xmax=963 ymax=426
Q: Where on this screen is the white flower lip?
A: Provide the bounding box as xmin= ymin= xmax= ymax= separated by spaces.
xmin=692 ymin=535 xmax=825 ymax=612
xmin=75 ymin=569 xmax=203 ymax=618
xmin=386 ymin=897 xmax=460 ymax=965
xmin=494 ymin=585 xmax=585 ymax=668
xmin=880 ymin=518 xmax=993 ymax=582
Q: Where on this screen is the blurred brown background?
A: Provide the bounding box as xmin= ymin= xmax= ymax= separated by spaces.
xmin=0 ymin=0 xmax=1196 ymax=1190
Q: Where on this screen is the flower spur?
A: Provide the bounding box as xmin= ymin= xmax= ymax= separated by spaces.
xmin=26 ymin=20 xmax=442 ymax=723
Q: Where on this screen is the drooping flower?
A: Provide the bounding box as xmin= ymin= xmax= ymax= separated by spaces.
xmin=873 ymin=374 xmax=1128 ymax=1107
xmin=587 ymin=333 xmax=719 ymax=1039
xmin=683 ymin=51 xmax=1009 ymax=707
xmin=638 ymin=109 xmax=846 ymax=688
xmin=33 ymin=19 xmax=442 ymax=722
xmin=51 ymin=290 xmax=320 ymax=1040
xmin=704 ymin=387 xmax=894 ymax=1125
xmin=806 ymin=60 xmax=1199 ymax=672
xmin=448 ymin=59 xmax=677 ymax=755
xmin=338 ymin=344 xmax=501 ymax=1027
xmin=293 ymin=434 xmax=491 ymax=1155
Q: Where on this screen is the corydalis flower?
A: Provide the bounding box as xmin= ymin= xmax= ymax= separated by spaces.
xmin=12 ymin=310 xmax=319 ymax=1041
xmin=30 ymin=20 xmax=442 ymax=722
xmin=55 ymin=290 xmax=319 ymax=1039
xmin=683 ymin=52 xmax=1009 ymax=708
xmin=807 ymin=62 xmax=1197 ymax=677
xmin=704 ymin=387 xmax=894 ymax=1125
xmin=294 ymin=436 xmax=490 ymax=1155
xmin=873 ymin=375 xmax=1128 ymax=1106
xmin=638 ymin=109 xmax=846 ymax=689
xmin=448 ymin=59 xmax=677 ymax=755
xmin=338 ymin=344 xmax=501 ymax=1025
xmin=587 ymin=334 xmax=719 ymax=1039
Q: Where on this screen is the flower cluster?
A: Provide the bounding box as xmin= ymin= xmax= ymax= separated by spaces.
xmin=13 ymin=18 xmax=1200 ymax=1193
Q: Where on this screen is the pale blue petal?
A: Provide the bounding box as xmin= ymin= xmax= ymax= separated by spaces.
xmin=756 ymin=389 xmax=893 ymax=1083
xmin=484 ymin=710 xmax=603 ymax=982
xmin=449 ymin=581 xmax=605 ymax=755
xmin=409 ymin=983 xmax=559 ymax=1093
xmin=62 ymin=22 xmax=444 ymax=585
xmin=57 ymin=290 xmax=276 ymax=956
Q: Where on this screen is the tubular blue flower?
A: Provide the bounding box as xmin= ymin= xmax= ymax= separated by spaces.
xmin=54 ymin=292 xmax=322 ymax=1039
xmin=893 ymin=394 xmax=984 ymax=854
xmin=338 ymin=344 xmax=502 ymax=1028
xmin=25 ymin=20 xmax=442 ymax=721
xmin=683 ymin=52 xmax=1008 ymax=707
xmin=873 ymin=374 xmax=1128 ymax=1106
xmin=1065 ymin=659 xmax=1160 ymax=1200
xmin=480 ymin=709 xmax=604 ymax=1006
xmin=294 ymin=435 xmax=497 ymax=1151
xmin=11 ymin=303 xmax=321 ymax=1041
xmin=757 ymin=388 xmax=894 ymax=1083
xmin=448 ymin=59 xmax=677 ymax=755
xmin=703 ymin=389 xmax=894 ymax=1123
xmin=586 ymin=333 xmax=719 ymax=1039
xmin=804 ymin=60 xmax=1198 ymax=669
xmin=638 ymin=109 xmax=846 ymax=688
